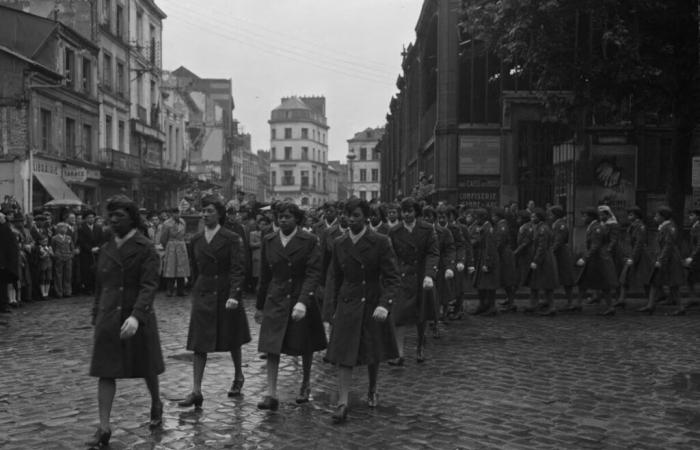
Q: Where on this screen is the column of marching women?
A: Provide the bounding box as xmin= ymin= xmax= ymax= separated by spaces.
xmin=83 ymin=195 xmax=700 ymax=447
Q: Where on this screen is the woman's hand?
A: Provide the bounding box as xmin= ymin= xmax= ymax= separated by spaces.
xmin=372 ymin=306 xmax=388 ymax=322
xmin=120 ymin=316 xmax=138 ymax=339
xmin=291 ymin=302 xmax=306 ymax=321
xmin=225 ymin=298 xmax=239 ymax=310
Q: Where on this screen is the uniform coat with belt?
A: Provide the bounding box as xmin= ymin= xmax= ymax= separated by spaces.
xmin=576 ymin=220 xmax=619 ymax=290
xmin=527 ymin=222 xmax=559 ymax=290
xmin=435 ymin=224 xmax=456 ymax=307
xmin=320 ymin=223 xmax=347 ymax=321
xmin=388 ymin=220 xmax=440 ymax=325
xmin=472 ymin=222 xmax=501 ymax=290
xmin=256 ymin=229 xmax=327 ymax=356
xmin=494 ymin=219 xmax=517 ymax=288
xmin=650 ymin=220 xmax=685 ymax=288
xmin=457 ymin=222 xmax=475 ymax=293
xmin=620 ymin=220 xmax=653 ymax=289
xmin=78 ymin=223 xmax=105 ymax=292
xmin=687 ymin=220 xmax=700 ymax=283
xmin=325 ymin=230 xmax=400 ymax=367
xmin=186 ymin=228 xmax=251 ymax=353
xmin=89 ymin=231 xmax=164 ymax=378
xmin=514 ymin=222 xmax=535 ymax=287
xmin=551 ymin=218 xmax=575 ymax=287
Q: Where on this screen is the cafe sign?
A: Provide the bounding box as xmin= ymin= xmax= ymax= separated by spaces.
xmin=33 ymin=158 xmax=101 ymax=182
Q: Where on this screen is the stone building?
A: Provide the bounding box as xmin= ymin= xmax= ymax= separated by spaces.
xmin=347 ymin=127 xmax=383 ymax=201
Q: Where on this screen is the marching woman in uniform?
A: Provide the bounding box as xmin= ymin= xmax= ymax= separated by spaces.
xmin=510 ymin=210 xmax=535 ymax=312
xmin=87 ymin=195 xmax=164 ymax=448
xmin=525 ymin=208 xmax=559 ymax=315
xmin=548 ymin=206 xmax=576 ymax=311
xmin=575 ymin=207 xmax=618 ymax=316
xmin=471 ymin=209 xmax=500 ymax=316
xmin=638 ymin=206 xmax=684 ymax=314
xmin=388 ymin=197 xmax=439 ymax=365
xmin=444 ymin=205 xmax=474 ymax=320
xmin=325 ymin=198 xmax=401 ymax=423
xmin=160 ymin=207 xmax=190 ymax=297
xmin=255 ymin=202 xmax=326 ymax=410
xmin=677 ymin=209 xmax=700 ymax=314
xmin=178 ymin=196 xmax=251 ymax=409
xmin=423 ymin=205 xmax=456 ymax=337
xmin=492 ymin=209 xmax=518 ymax=311
xmin=615 ymin=206 xmax=652 ymax=309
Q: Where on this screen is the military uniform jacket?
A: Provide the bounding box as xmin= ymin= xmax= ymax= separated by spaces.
xmin=256 ymin=229 xmax=326 ymax=356
xmin=455 ymin=221 xmax=475 ymax=292
xmin=620 ymin=220 xmax=652 ymax=288
xmin=514 ymin=222 xmax=535 ymax=286
xmin=90 ymin=231 xmax=164 ymax=378
xmin=551 ymin=218 xmax=575 ymax=287
xmin=688 ymin=221 xmax=700 ymax=281
xmin=576 ymin=220 xmax=619 ymax=290
xmin=527 ymin=222 xmax=559 ymax=290
xmin=388 ymin=220 xmax=440 ymax=326
xmin=650 ymin=220 xmax=685 ymax=288
xmin=435 ymin=224 xmax=456 ymax=306
xmin=494 ymin=219 xmax=517 ymax=288
xmin=604 ymin=220 xmax=624 ymax=274
xmin=325 ymin=230 xmax=400 ymax=367
xmin=186 ymin=228 xmax=251 ymax=353
xmin=472 ymin=222 xmax=501 ymax=290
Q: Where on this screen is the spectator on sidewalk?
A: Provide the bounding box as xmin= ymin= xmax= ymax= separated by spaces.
xmin=51 ymin=222 xmax=74 ymax=298
xmin=160 ymin=207 xmax=190 ymax=296
xmin=78 ymin=210 xmax=104 ymax=295
xmin=0 ymin=212 xmax=19 ymax=313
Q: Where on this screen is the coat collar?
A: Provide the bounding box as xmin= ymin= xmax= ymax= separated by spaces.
xmin=270 ymin=228 xmax=313 ymax=259
xmin=103 ymin=229 xmax=150 ymax=265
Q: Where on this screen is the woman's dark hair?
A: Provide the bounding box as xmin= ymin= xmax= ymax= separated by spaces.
xmin=106 ymin=195 xmax=146 ymax=234
xmin=399 ymin=197 xmax=421 ymax=216
xmin=201 ymin=195 xmax=226 ymax=226
xmin=422 ymin=205 xmax=437 ymax=220
xmin=657 ymin=206 xmax=673 ymax=220
xmin=344 ymin=197 xmax=370 ymax=218
xmin=370 ymin=203 xmax=386 ymax=221
xmin=548 ymin=205 xmax=565 ymax=219
xmin=277 ymin=201 xmax=305 ymax=224
xmin=532 ymin=207 xmax=546 ymax=221
xmin=491 ymin=207 xmax=506 ymax=220
xmin=627 ymin=206 xmax=643 ymax=220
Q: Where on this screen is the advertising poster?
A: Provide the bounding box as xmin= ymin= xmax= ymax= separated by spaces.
xmin=590 ymin=144 xmax=637 ymax=218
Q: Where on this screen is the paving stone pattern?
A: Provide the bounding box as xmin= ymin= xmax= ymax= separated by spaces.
xmin=1 ymin=295 xmax=700 ymax=449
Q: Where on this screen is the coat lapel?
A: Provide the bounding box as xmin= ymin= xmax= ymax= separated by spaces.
xmin=102 ymin=239 xmax=123 ymax=267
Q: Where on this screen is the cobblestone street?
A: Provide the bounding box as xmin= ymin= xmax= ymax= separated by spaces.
xmin=1 ymin=294 xmax=700 ymax=449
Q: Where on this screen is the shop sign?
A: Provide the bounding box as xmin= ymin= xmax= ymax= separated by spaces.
xmin=458 ymin=135 xmax=500 ymax=175
xmin=33 ymin=158 xmax=101 ymax=182
xmin=33 ymin=158 xmax=62 ymax=175
xmin=62 ymin=167 xmax=88 ymax=183
xmin=457 ymin=175 xmax=500 ymax=208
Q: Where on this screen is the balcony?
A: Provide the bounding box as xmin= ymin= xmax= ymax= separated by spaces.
xmin=98 ymin=148 xmax=141 ymax=174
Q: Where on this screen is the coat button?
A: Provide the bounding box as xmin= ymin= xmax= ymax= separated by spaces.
xmin=119 ymin=287 xmax=124 ymax=291
xmin=288 ymin=278 xmax=293 ymax=282
xmin=287 ymin=295 xmax=291 ymax=298
xmin=362 ymin=281 xmax=366 ymax=285
xmin=288 ymin=263 xmax=292 ymax=267
xmin=361 ymin=297 xmax=366 ymax=302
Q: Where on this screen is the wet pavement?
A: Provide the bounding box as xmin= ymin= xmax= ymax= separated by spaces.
xmin=1 ymin=294 xmax=700 ymax=449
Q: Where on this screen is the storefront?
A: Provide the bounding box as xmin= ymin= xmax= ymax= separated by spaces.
xmin=32 ymin=157 xmax=101 ymax=210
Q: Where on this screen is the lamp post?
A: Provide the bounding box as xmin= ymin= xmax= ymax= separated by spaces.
xmin=346 ymin=149 xmax=356 ymax=199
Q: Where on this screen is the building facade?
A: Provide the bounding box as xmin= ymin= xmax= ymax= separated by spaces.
xmin=256 ymin=150 xmax=270 ymax=203
xmin=269 ymin=96 xmax=330 ymax=208
xmin=328 ymin=160 xmax=348 ymax=201
xmin=347 ymin=127 xmax=383 ymax=201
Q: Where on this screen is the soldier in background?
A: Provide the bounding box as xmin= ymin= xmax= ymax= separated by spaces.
xmin=677 ymin=208 xmax=700 ymax=315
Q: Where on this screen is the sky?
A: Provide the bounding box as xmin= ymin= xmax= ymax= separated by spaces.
xmin=158 ymin=0 xmax=424 ymax=162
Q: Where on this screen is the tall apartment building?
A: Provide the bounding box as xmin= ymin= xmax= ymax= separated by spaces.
xmin=347 ymin=127 xmax=383 ymax=201
xmin=269 ymin=96 xmax=330 ymax=208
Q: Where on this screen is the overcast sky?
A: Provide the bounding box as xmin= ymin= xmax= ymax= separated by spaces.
xmin=159 ymin=0 xmax=423 ymax=161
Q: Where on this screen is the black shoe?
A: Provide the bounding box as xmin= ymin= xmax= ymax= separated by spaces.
xmin=178 ymin=392 xmax=203 ymax=408
xmin=481 ymin=308 xmax=498 ymax=317
xmin=149 ymin=400 xmax=163 ymax=428
xmin=432 ymin=327 xmax=441 ymax=339
xmin=259 ymin=353 xmax=268 ymax=360
xmin=613 ymin=301 xmax=627 ymax=310
xmin=470 ymin=305 xmax=489 ymax=315
xmin=295 ymin=384 xmax=310 ymax=404
xmin=332 ymin=404 xmax=348 ymax=424
xmin=0 ymin=309 xmax=11 ymax=314
xmin=387 ymin=357 xmax=404 ymax=367
xmin=584 ymin=296 xmax=600 ymax=305
xmin=367 ymin=391 xmax=378 ymax=408
xmin=257 ymin=395 xmax=279 ymax=411
xmin=228 ymin=377 xmax=244 ymax=397
xmin=522 ymin=306 xmax=537 ymax=314
xmin=560 ymin=305 xmax=582 ymax=313
xmin=416 ymin=346 xmax=426 ymax=364
xmin=597 ymin=308 xmax=616 ymax=316
xmin=670 ymin=309 xmax=687 ymax=316
xmin=637 ymin=305 xmax=655 ymax=315
xmin=500 ymin=304 xmax=518 ymax=313
xmin=538 ymin=308 xmax=557 ymax=317
xmin=86 ymin=428 xmax=111 ymax=448
xmin=176 ymin=291 xmax=186 ymax=297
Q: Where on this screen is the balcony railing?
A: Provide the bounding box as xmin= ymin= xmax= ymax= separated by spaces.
xmin=67 ymin=145 xmax=92 ymax=162
xmin=98 ymin=148 xmax=141 ymax=173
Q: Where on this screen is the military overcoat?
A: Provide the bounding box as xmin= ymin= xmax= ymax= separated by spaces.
xmin=527 ymin=222 xmax=559 ymax=290
xmin=576 ymin=221 xmax=619 ymax=290
xmin=472 ymin=222 xmax=501 ymax=290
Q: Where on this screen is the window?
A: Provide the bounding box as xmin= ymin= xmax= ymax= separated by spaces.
xmin=40 ymin=109 xmax=51 ymax=152
xmin=149 ymin=24 xmax=156 ymax=64
xmin=150 ymin=80 xmax=156 ymax=107
xmin=102 ymin=53 xmax=112 ymax=90
xmin=116 ymin=61 xmax=125 ymax=97
xmin=282 ymin=170 xmax=294 ymax=185
xmin=136 ymin=10 xmax=144 ymax=48
xmin=116 ymin=4 xmax=124 ymax=39
xmin=82 ymin=124 xmax=92 ymax=161
xmin=301 ymin=170 xmax=309 ymax=187
xmin=65 ymin=118 xmax=76 ymax=157
xmin=102 ymin=0 xmax=111 ymax=27
xmin=372 ymin=148 xmax=380 ymax=160
xmin=271 ymin=128 xmax=276 ymax=139
xmin=136 ymin=74 xmax=143 ymax=106
xmin=360 ymin=169 xmax=367 ymax=182
xmin=271 ymin=147 xmax=276 ymax=160
xmin=302 ymin=147 xmax=308 ymax=160
xmin=105 ymin=115 xmax=113 ymax=149
xmin=301 ymin=128 xmax=308 ymax=139
xmin=118 ymin=120 xmax=125 ymax=152
xmin=284 ymin=128 xmax=292 ymax=139
xmin=64 ymin=48 xmax=74 ymax=88
xmin=360 ymin=191 xmax=367 ymax=200
xmin=284 ymin=146 xmax=292 ymax=160
xmin=360 ymin=147 xmax=367 ymax=161
xmin=371 ymin=191 xmax=379 ymax=200
xmin=301 ymin=197 xmax=309 ymax=206
xmin=82 ymin=57 xmax=92 ymax=94
xmin=371 ymin=168 xmax=378 ymax=182
xmin=312 ymin=129 xmax=316 ymax=140
xmin=270 ymin=171 xmax=276 ymax=186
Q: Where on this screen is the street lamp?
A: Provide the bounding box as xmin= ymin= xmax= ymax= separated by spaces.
xmin=346 ymin=149 xmax=356 ymax=199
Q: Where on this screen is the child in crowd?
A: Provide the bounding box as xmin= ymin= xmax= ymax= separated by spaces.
xmin=51 ymin=222 xmax=74 ymax=298
xmin=38 ymin=236 xmax=53 ymax=298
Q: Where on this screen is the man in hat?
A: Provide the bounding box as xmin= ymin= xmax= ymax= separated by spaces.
xmin=78 ymin=210 xmax=105 ymax=295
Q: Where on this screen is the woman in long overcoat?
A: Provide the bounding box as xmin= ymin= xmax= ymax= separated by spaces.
xmin=255 ymin=203 xmax=326 ymax=411
xmin=548 ymin=206 xmax=576 ymax=309
xmin=423 ymin=205 xmax=456 ymax=334
xmin=509 ymin=211 xmax=534 ymax=312
xmin=160 ymin=207 xmax=190 ymax=296
xmin=387 ymin=197 xmax=439 ymax=364
xmin=638 ymin=206 xmax=684 ymax=314
xmin=88 ymin=195 xmax=164 ymax=447
xmin=575 ymin=207 xmax=618 ymax=315
xmin=444 ymin=205 xmax=472 ymax=320
xmin=525 ymin=209 xmax=559 ymax=315
xmin=492 ymin=209 xmax=517 ymax=307
xmin=471 ymin=209 xmax=500 ymax=316
xmin=325 ymin=198 xmax=401 ymax=423
xmin=616 ymin=207 xmax=652 ymax=308
xmin=178 ymin=196 xmax=251 ymax=409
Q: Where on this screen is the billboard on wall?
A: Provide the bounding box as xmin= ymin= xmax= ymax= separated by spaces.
xmin=458 ymin=135 xmax=500 ymax=175
xmin=457 ymin=175 xmax=500 ymax=208
xmin=590 ymin=144 xmax=637 ymax=218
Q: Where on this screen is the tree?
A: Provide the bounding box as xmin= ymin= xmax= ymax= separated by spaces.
xmin=460 ymin=0 xmax=698 ymax=222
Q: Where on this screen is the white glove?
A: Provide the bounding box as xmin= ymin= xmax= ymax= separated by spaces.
xmin=225 ymin=298 xmax=239 ymax=310
xmin=626 ymin=258 xmax=634 ymax=266
xmin=291 ymin=302 xmax=306 ymax=321
xmin=576 ymin=258 xmax=585 ymax=267
xmin=530 ymin=262 xmax=537 ymax=270
xmin=120 ymin=316 xmax=139 ymax=339
xmin=467 ymin=266 xmax=476 ymax=274
xmin=654 ymin=261 xmax=661 ymax=268
xmin=423 ymin=276 xmax=434 ymax=289
xmin=685 ymin=257 xmax=693 ymax=267
xmin=456 ymin=262 xmax=465 ymax=272
xmin=444 ymin=269 xmax=454 ymax=280
xmin=372 ymin=306 xmax=388 ymax=321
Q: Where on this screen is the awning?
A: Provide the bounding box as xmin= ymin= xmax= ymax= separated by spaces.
xmin=34 ymin=172 xmax=81 ymax=202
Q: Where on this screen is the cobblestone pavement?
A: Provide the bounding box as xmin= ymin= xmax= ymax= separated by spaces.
xmin=1 ymin=294 xmax=700 ymax=449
